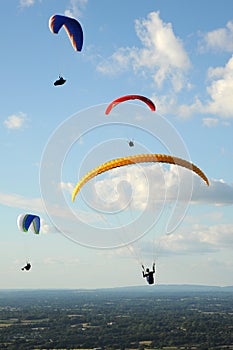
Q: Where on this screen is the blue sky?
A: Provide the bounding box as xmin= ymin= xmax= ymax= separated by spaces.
xmin=0 ymin=0 xmax=233 ymax=289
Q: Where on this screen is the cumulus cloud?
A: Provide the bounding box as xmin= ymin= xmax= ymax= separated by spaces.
xmin=161 ymin=223 xmax=233 ymax=255
xmin=140 ymin=222 xmax=233 ymax=258
xmin=40 ymin=219 xmax=57 ymax=234
xmin=60 ymin=181 xmax=74 ymax=194
xmin=18 ymin=0 xmax=88 ymax=16
xmin=192 ymin=178 xmax=233 ymax=206
xmin=200 ymin=20 xmax=233 ymax=52
xmin=97 ymin=11 xmax=191 ymax=92
xmin=176 ymin=55 xmax=233 ymax=119
xmin=2 ymin=170 xmax=232 ymax=239
xmin=19 ymin=0 xmax=35 ymax=7
xmin=64 ymin=0 xmax=88 ymax=17
xmin=3 ymin=112 xmax=28 ymax=130
xmin=95 ymin=12 xmax=233 ymax=119
xmin=176 ymin=22 xmax=233 ymax=119
xmin=145 ymin=20 xmax=233 ymax=119
xmin=159 ymin=95 xmax=200 ymax=119
xmin=83 ymin=164 xmax=190 ymax=213
xmin=203 ymin=56 xmax=233 ymax=118
xmin=202 ymin=117 xmax=219 ymax=127
xmin=97 ymin=220 xmax=233 ymax=260
xmin=81 ymin=165 xmax=233 ymax=212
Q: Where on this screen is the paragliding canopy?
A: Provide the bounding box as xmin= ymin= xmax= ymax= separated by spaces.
xmin=17 ymin=214 xmax=41 ymax=235
xmin=72 ymin=153 xmax=209 ymax=202
xmin=105 ymin=95 xmax=156 ymax=115
xmin=54 ymin=76 xmax=66 ymax=86
xmin=49 ymin=14 xmax=83 ymax=51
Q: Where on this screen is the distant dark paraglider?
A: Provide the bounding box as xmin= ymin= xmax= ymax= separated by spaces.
xmin=105 ymin=95 xmax=156 ymax=115
xmin=21 ymin=262 xmax=31 ymax=271
xmin=128 ymin=140 xmax=134 ymax=147
xmin=54 ymin=75 xmax=66 ymax=86
xmin=17 ymin=213 xmax=41 ymax=235
xmin=49 ymin=14 xmax=84 ymax=52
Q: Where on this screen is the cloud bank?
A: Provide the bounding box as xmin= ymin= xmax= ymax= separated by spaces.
xmin=201 ymin=20 xmax=233 ymax=52
xmin=91 ymin=165 xmax=233 ymax=210
xmin=97 ymin=11 xmax=191 ymax=92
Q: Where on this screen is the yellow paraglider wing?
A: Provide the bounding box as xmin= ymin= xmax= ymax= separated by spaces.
xmin=72 ymin=154 xmax=209 ymax=202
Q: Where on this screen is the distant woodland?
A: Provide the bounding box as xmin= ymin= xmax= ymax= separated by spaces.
xmin=0 ymin=287 xmax=232 ymax=349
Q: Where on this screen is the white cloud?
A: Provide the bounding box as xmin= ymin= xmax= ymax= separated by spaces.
xmin=40 ymin=219 xmax=57 ymax=234
xmin=97 ymin=11 xmax=191 ymax=92
xmin=0 ymin=192 xmax=44 ymax=212
xmin=85 ymin=165 xmax=233 ymax=211
xmin=64 ymin=0 xmax=88 ymax=18
xmin=19 ymin=0 xmax=35 ymax=7
xmin=88 ymin=164 xmax=190 ymax=213
xmin=202 ymin=117 xmax=219 ymax=127
xmin=203 ymin=55 xmax=233 ymax=118
xmin=97 ymin=48 xmax=132 ymax=76
xmin=94 ymin=220 xmax=233 ymax=260
xmin=0 ymin=190 xmax=101 ymax=226
xmin=95 ymin=13 xmax=233 ymax=121
xmin=1 ymin=172 xmax=232 ymax=240
xmin=176 ymin=55 xmax=233 ymax=119
xmin=43 ymin=256 xmax=81 ymax=266
xmin=140 ymin=222 xmax=233 ymax=258
xmin=201 ymin=20 xmax=233 ymax=52
xmin=134 ymin=12 xmax=191 ymax=87
xmin=18 ymin=0 xmax=88 ymax=16
xmin=156 ymin=22 xmax=233 ymax=119
xmin=60 ymin=181 xmax=74 ymax=194
xmin=156 ymin=94 xmax=202 ymax=119
xmin=192 ymin=178 xmax=233 ymax=206
xmin=94 ymin=166 xmax=152 ymax=211
xmin=3 ymin=112 xmax=28 ymax=130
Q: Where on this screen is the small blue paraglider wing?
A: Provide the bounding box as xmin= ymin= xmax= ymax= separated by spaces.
xmin=49 ymin=14 xmax=83 ymax=51
xmin=17 ymin=214 xmax=41 ymax=234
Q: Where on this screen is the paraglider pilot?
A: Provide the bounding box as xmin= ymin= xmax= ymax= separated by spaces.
xmin=128 ymin=140 xmax=134 ymax=147
xmin=21 ymin=262 xmax=31 ymax=271
xmin=142 ymin=263 xmax=156 ymax=284
xmin=54 ymin=75 xmax=66 ymax=86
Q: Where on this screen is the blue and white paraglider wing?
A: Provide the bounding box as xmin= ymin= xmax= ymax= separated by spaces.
xmin=17 ymin=214 xmax=41 ymax=235
xmin=49 ymin=14 xmax=83 ymax=51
